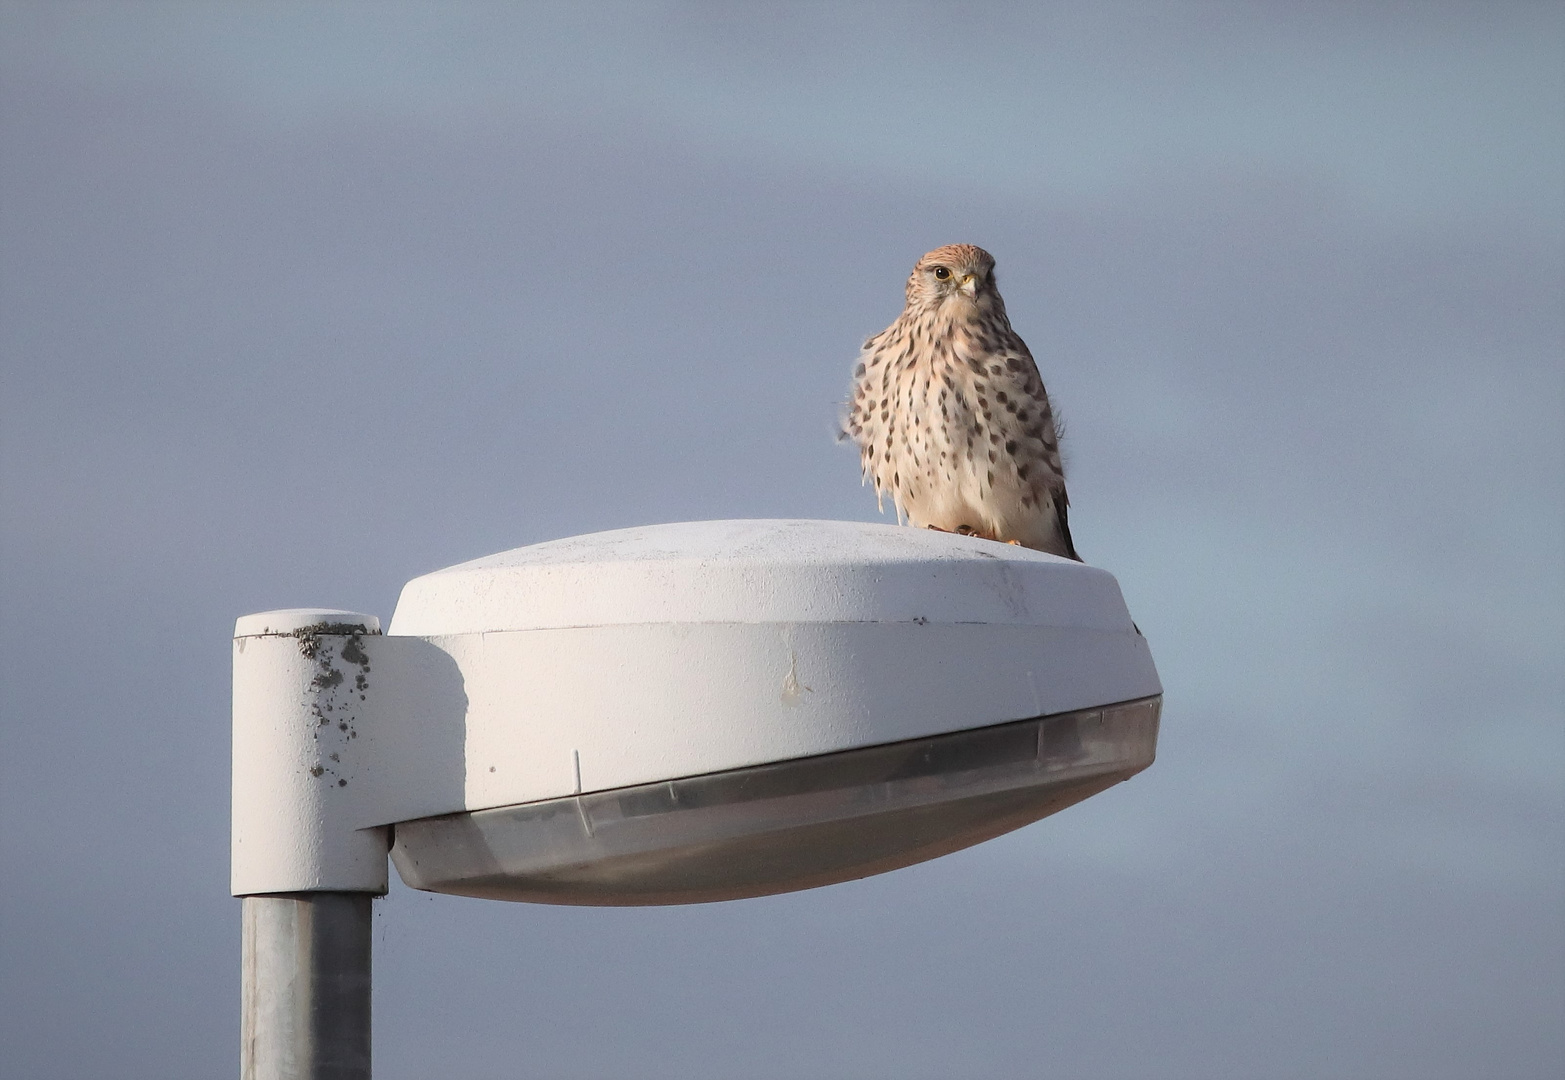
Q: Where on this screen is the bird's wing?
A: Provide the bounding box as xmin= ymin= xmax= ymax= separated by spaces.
xmin=1053 ymin=491 xmax=1081 ymax=562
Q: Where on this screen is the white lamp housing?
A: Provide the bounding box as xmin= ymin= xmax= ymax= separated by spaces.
xmin=232 ymin=519 xmax=1160 ymax=905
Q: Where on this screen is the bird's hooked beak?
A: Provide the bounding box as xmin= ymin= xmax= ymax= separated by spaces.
xmin=958 ymin=272 xmax=979 ymax=298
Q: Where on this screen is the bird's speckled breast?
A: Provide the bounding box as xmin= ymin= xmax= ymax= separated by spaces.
xmin=847 ymin=295 xmax=1072 ymax=556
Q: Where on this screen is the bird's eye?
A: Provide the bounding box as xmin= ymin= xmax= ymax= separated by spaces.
xmin=933 ymin=266 xmax=951 ymax=280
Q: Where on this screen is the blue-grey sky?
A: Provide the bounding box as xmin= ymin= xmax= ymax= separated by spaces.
xmin=2 ymin=3 xmax=1561 ymax=1078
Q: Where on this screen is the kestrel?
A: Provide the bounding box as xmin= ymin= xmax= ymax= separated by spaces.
xmin=845 ymin=244 xmax=1080 ymax=560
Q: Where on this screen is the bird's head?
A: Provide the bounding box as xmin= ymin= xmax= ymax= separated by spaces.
xmin=907 ymin=244 xmax=1000 ymax=311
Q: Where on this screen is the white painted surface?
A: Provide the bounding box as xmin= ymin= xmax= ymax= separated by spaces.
xmin=234 ymin=608 xmax=381 ymax=637
xmin=233 ymin=520 xmax=1160 ymax=896
xmin=388 ymin=520 xmax=1157 ymax=815
xmin=388 ymin=519 xmax=1134 ymax=634
xmin=439 ymin=621 xmax=1157 ymax=813
xmin=231 ymin=616 xmax=389 ymax=895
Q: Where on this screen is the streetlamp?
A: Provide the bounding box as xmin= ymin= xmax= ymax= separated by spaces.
xmin=233 ymin=519 xmax=1160 ymax=1078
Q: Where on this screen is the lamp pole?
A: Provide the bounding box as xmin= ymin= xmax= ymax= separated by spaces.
xmin=234 ymin=610 xmax=387 ymax=1080
xmin=241 ymin=893 xmax=373 ymax=1080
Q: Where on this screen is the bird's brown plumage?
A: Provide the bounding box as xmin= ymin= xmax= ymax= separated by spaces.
xmin=845 ymin=244 xmax=1079 ymax=559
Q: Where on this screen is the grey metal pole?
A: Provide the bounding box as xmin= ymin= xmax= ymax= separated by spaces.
xmin=242 ymin=892 xmax=373 ymax=1080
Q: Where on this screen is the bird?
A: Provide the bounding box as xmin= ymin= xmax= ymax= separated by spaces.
xmin=844 ymin=244 xmax=1080 ymax=560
